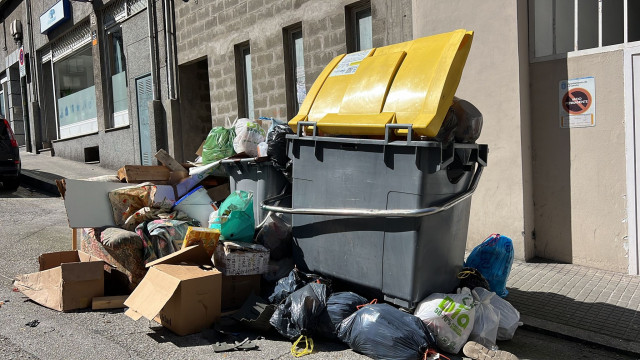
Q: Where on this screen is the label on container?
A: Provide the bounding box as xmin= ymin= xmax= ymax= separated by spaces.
xmin=329 ymin=49 xmax=372 ymax=77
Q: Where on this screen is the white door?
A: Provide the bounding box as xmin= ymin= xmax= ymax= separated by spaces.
xmin=624 ymin=45 xmax=640 ymax=274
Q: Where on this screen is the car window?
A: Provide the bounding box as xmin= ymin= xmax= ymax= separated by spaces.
xmin=0 ymin=123 xmax=8 ymax=140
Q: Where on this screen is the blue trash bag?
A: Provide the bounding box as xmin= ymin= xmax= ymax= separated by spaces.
xmin=464 ymin=234 xmax=514 ymax=298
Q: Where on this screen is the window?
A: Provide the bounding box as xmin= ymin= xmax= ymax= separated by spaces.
xmin=106 ymin=26 xmax=128 ymax=127
xmin=284 ymin=24 xmax=305 ymax=117
xmin=0 ymin=91 xmax=5 ymax=117
xmin=53 ymin=46 xmax=97 ymax=138
xmin=235 ymin=42 xmax=254 ymax=119
xmin=530 ymin=0 xmax=636 ymax=60
xmin=346 ymin=1 xmax=372 ymax=52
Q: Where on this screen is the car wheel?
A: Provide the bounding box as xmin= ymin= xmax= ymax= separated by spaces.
xmin=3 ymin=178 xmax=19 ymax=190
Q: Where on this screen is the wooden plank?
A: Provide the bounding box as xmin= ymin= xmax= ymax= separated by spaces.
xmin=92 ymin=295 xmax=129 ymax=310
xmin=118 ymin=165 xmax=171 ymax=183
xmin=72 ymin=228 xmax=78 ymax=251
xmin=154 ymin=149 xmax=186 ymax=172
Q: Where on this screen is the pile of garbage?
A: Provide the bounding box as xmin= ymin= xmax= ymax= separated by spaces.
xmin=14 ymin=115 xmax=512 ymax=359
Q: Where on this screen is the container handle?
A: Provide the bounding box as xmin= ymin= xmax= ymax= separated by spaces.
xmin=384 ymin=124 xmax=413 ymax=144
xmin=296 ymin=121 xmax=319 ymax=137
xmin=261 ymin=164 xmax=484 ymax=218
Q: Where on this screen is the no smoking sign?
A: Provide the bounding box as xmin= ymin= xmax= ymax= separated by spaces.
xmin=559 ymin=77 xmax=596 ymax=128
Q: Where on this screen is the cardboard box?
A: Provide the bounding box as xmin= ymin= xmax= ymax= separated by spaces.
xmin=124 ymin=244 xmax=222 ymax=336
xmin=213 ymin=241 xmax=270 ymax=276
xmin=14 ymin=251 xmax=105 ymax=312
xmin=221 ymin=275 xmax=261 ymax=310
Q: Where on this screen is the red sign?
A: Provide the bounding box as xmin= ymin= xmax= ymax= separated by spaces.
xmin=562 ymin=87 xmax=592 ymax=115
xmin=19 ymin=47 xmax=24 ymax=66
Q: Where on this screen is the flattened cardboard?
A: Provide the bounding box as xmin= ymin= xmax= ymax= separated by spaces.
xmin=221 ymin=274 xmax=261 ymax=310
xmin=124 ymin=263 xmax=222 ymax=336
xmin=14 ymin=251 xmax=104 ymax=312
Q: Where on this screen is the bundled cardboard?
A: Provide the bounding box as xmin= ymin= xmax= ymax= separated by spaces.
xmin=213 ymin=241 xmax=270 ymax=276
xmin=14 ymin=251 xmax=105 ymax=312
xmin=124 ymin=244 xmax=222 ymax=336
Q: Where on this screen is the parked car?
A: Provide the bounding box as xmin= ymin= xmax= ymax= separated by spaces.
xmin=0 ymin=117 xmax=20 ymax=190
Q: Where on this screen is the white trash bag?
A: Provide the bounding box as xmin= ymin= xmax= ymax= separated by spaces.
xmin=469 ymin=288 xmax=500 ymax=348
xmin=233 ymin=118 xmax=266 ymax=157
xmin=477 ymin=287 xmax=521 ymax=340
xmin=414 ymin=287 xmax=475 ymax=354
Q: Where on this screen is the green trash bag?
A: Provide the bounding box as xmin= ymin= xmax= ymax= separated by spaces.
xmin=202 ymin=125 xmax=236 ymax=164
xmin=211 ymin=190 xmax=255 ymax=242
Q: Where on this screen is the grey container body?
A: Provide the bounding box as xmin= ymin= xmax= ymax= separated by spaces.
xmin=287 ymin=135 xmax=486 ymax=309
xmin=221 ymin=159 xmax=289 ymax=226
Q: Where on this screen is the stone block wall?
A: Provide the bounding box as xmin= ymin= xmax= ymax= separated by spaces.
xmin=175 ymin=0 xmax=412 ymax=126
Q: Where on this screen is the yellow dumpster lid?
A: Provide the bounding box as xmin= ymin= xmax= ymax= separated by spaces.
xmin=289 ymin=29 xmax=474 ymax=137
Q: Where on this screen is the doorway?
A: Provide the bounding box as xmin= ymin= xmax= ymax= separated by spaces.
xmin=178 ymin=57 xmax=212 ymax=162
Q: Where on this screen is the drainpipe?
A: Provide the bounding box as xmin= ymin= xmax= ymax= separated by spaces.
xmin=163 ymin=0 xmax=177 ymax=100
xmin=25 ymin=0 xmax=37 ymax=101
xmin=146 ymin=0 xmax=160 ymax=100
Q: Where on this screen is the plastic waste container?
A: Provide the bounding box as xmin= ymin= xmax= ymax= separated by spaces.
xmin=264 ymin=124 xmax=487 ymax=309
xmin=262 ymin=29 xmax=487 ymax=309
xmin=221 ymin=158 xmax=289 ymax=227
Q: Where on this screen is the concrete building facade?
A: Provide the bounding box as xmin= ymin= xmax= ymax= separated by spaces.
xmin=0 ymin=0 xmax=174 ymax=169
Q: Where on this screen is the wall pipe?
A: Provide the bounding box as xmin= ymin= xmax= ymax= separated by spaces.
xmin=163 ymin=0 xmax=177 ymax=100
xmin=146 ymin=0 xmax=160 ymax=100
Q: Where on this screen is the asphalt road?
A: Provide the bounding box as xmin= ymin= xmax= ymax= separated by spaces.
xmin=0 ymin=184 xmax=637 ymax=360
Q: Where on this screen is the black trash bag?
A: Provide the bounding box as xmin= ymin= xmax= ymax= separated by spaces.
xmin=317 ymin=292 xmax=368 ymax=339
xmin=267 ymin=125 xmax=294 ymax=169
xmin=452 ymin=98 xmax=483 ymax=143
xmin=255 ymin=214 xmax=292 ymax=261
xmin=432 ymin=107 xmax=458 ymax=143
xmin=431 ymin=97 xmax=483 ymax=144
xmin=268 ymin=268 xmax=332 ymax=304
xmin=268 ymin=269 xmax=303 ymax=304
xmin=337 ymin=303 xmax=438 ymax=360
xmin=457 ymin=267 xmax=491 ymax=292
xmin=269 ymin=283 xmax=328 ymax=340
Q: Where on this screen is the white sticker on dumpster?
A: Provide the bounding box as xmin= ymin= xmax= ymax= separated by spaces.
xmin=329 ymin=49 xmax=372 ymax=77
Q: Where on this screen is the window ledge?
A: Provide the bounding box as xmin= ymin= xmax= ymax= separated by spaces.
xmin=52 ymin=131 xmax=99 ymax=142
xmin=105 ymin=124 xmax=131 ymax=132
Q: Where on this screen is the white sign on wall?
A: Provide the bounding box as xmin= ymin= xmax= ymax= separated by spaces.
xmin=40 ymin=0 xmax=70 ymax=34
xmin=559 ymin=77 xmax=596 ymax=128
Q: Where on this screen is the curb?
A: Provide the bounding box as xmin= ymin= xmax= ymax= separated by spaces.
xmin=20 ymin=170 xmax=60 ymax=196
xmin=521 ymin=315 xmax=640 ymax=357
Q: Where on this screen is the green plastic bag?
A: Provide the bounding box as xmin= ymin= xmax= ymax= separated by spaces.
xmin=202 ymin=125 xmax=235 ymax=164
xmin=212 ymin=190 xmax=255 ymax=242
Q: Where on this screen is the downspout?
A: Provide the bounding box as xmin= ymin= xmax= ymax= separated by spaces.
xmin=25 ymin=0 xmax=37 ymax=101
xmin=146 ymin=0 xmax=160 ymax=100
xmin=163 ymin=0 xmax=177 ymax=100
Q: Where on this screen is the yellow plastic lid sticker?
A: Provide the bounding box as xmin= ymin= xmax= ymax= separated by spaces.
xmin=329 ymin=49 xmax=373 ymax=77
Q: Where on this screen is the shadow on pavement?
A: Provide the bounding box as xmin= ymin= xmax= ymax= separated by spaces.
xmin=506 ymin=288 xmax=640 ymax=343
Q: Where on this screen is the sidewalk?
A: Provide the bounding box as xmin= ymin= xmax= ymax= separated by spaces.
xmin=17 ymin=149 xmax=640 ymax=356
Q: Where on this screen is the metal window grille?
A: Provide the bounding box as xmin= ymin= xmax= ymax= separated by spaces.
xmin=51 ymin=22 xmax=92 ymax=62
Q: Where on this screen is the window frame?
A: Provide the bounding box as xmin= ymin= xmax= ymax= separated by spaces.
xmin=345 ymin=0 xmax=372 ymax=53
xmin=529 ymin=0 xmax=640 ymax=63
xmin=234 ymin=41 xmax=254 ymax=119
xmin=104 ymin=24 xmax=129 ymax=128
xmin=283 ymin=23 xmax=305 ymax=119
